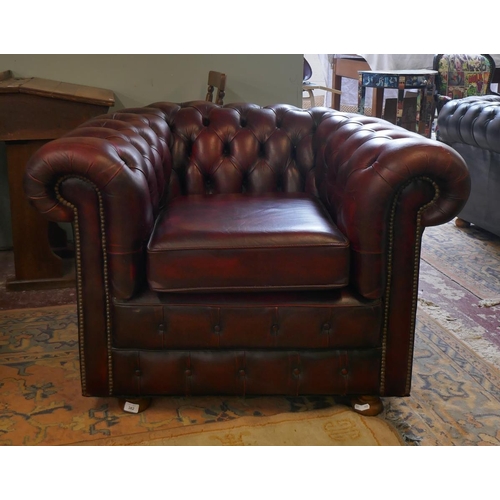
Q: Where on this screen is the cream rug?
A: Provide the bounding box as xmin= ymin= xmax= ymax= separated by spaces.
xmin=71 ymin=406 xmax=403 ymax=446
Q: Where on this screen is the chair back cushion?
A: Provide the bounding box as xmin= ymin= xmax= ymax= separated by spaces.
xmin=148 ymin=101 xmax=333 ymax=198
xmin=147 ymin=192 xmax=349 ymax=293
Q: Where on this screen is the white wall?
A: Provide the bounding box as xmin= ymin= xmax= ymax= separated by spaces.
xmin=0 ymin=54 xmax=302 ymax=109
xmin=0 ymin=54 xmax=303 ymax=248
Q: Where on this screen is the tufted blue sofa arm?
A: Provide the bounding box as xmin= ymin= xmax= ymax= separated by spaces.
xmin=437 ymin=95 xmax=500 ymax=152
xmin=437 ymin=94 xmax=500 ymax=236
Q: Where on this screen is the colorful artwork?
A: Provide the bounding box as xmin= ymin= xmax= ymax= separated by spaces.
xmin=436 ymin=54 xmax=494 ymax=106
xmin=358 ymin=70 xmax=436 ymax=136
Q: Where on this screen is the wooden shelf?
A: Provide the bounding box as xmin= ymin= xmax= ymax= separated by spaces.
xmin=1 ymin=70 xmax=114 ymax=291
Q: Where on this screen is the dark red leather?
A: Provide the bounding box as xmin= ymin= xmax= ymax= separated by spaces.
xmin=111 ymin=349 xmax=381 ymax=397
xmin=314 ymin=113 xmax=471 ymax=299
xmin=147 ymin=192 xmax=349 ymax=292
xmin=23 ymin=100 xmax=471 ymax=400
xmin=112 ymin=289 xmax=381 ymax=349
xmin=146 ymin=101 xmax=328 ymax=197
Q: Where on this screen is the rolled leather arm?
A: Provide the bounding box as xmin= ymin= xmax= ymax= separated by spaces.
xmin=24 ymin=108 xmax=173 ymax=299
xmin=436 ymin=95 xmax=500 ymax=152
xmin=315 ymin=113 xmax=470 ymax=299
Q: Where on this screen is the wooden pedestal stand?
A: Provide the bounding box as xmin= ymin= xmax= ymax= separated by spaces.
xmin=0 ymin=70 xmax=114 ymax=290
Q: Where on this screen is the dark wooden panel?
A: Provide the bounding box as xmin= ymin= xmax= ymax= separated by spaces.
xmin=1 ymin=70 xmax=114 ymax=290
xmin=0 ymin=93 xmax=112 ymax=141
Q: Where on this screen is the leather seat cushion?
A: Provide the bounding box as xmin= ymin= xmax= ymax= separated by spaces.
xmin=147 ymin=193 xmax=350 ymax=292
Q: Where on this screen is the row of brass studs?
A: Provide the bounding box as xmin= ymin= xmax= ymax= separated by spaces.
xmin=55 ymin=180 xmax=86 ymax=393
xmin=380 ymin=176 xmax=439 ymax=395
xmin=98 ymin=185 xmax=113 ymax=396
xmin=380 ymin=191 xmax=396 ymax=394
xmin=55 ymin=176 xmax=113 ymax=395
xmin=405 ymin=177 xmax=440 ymax=393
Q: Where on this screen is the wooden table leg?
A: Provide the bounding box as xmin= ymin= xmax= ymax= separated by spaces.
xmin=358 ymin=74 xmax=367 ymax=115
xmin=5 ymin=140 xmax=75 ymax=291
xmin=396 ymin=76 xmax=406 ymax=127
xmin=333 ymin=72 xmax=342 ymax=110
xmin=372 ymin=88 xmax=384 ymax=117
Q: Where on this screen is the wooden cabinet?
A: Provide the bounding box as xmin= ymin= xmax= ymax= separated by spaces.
xmin=0 ymin=70 xmax=114 ymax=290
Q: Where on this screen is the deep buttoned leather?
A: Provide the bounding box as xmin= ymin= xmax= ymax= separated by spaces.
xmin=437 ymin=94 xmax=500 ymax=236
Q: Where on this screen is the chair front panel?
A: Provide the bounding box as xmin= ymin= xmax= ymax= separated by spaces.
xmin=111 ymin=348 xmax=382 ymax=397
xmin=112 ymin=289 xmax=382 ymax=350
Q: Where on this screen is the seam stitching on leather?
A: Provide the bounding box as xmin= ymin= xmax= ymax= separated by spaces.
xmin=380 ymin=175 xmax=439 ymax=395
xmin=55 ymin=175 xmax=113 ymax=396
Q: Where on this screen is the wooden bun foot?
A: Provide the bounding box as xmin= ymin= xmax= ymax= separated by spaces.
xmin=118 ymin=397 xmax=152 ymax=414
xmin=350 ymin=395 xmax=383 ymax=416
xmin=455 ymin=217 xmax=471 ymax=228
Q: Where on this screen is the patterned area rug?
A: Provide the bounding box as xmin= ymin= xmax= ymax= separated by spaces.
xmin=0 ymin=305 xmax=401 ymax=446
xmin=1 ymin=300 xmax=500 ymax=445
xmin=77 ymin=406 xmax=403 ymax=446
xmin=419 ymin=221 xmax=500 ymax=369
xmin=421 ymin=221 xmax=500 ymax=300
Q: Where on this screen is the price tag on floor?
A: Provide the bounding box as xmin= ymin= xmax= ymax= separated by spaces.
xmin=123 ymin=401 xmax=140 ymax=413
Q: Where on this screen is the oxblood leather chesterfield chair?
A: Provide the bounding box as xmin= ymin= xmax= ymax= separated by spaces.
xmin=23 ymin=101 xmax=470 ymax=416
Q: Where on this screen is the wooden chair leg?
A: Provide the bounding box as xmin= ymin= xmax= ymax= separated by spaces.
xmin=350 ymin=395 xmax=384 ymax=416
xmin=118 ymin=397 xmax=152 ymax=414
xmin=455 ymin=217 xmax=471 ymax=228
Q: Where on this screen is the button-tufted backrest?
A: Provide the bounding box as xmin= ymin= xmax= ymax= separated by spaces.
xmin=147 ymin=101 xmax=334 ymax=198
xmin=437 ymin=94 xmax=500 ymax=153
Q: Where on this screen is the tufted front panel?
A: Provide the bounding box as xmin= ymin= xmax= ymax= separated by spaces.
xmin=111 ymin=348 xmax=381 ymax=397
xmin=147 ymin=101 xmax=336 ymax=196
xmin=112 ymin=289 xmax=381 ymax=350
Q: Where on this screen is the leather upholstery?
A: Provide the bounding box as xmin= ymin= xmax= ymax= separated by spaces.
xmin=111 ymin=348 xmax=381 ymax=397
xmin=112 ymin=289 xmax=381 ymax=350
xmin=147 ymin=193 xmax=349 ymax=292
xmin=24 ymin=100 xmax=470 ymax=401
xmin=437 ymin=94 xmax=500 ymax=236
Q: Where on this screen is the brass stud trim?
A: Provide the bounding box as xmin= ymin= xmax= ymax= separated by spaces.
xmin=380 ymin=176 xmax=439 ymax=395
xmin=55 ymin=175 xmax=114 ymax=396
xmin=405 ymin=177 xmax=439 ymax=393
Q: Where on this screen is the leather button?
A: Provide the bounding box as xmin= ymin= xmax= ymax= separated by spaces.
xmin=341 ymin=368 xmax=348 ymax=376
xmin=214 ymin=325 xmax=221 ymax=333
xmin=322 ymin=323 xmax=330 ymax=332
xmin=185 ymin=369 xmax=192 ymax=376
xmin=135 ymin=369 xmax=142 ymax=376
xmin=293 ymin=368 xmax=301 ymax=376
xmin=271 ymin=324 xmax=279 ymax=334
xmin=239 ymin=369 xmax=246 ymax=376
